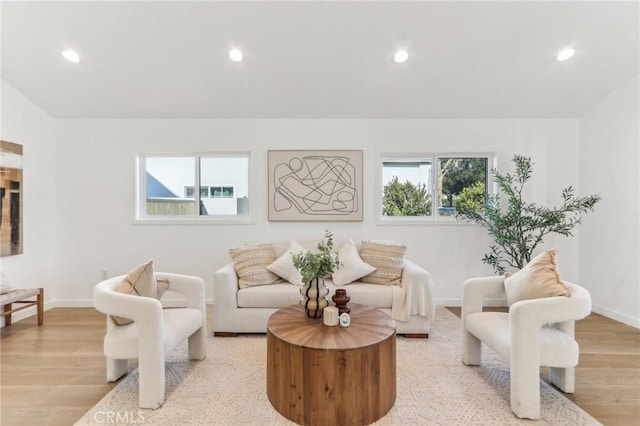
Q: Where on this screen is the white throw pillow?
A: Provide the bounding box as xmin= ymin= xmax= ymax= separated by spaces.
xmin=266 ymin=240 xmax=305 ymax=286
xmin=332 ymin=239 xmax=376 ymax=286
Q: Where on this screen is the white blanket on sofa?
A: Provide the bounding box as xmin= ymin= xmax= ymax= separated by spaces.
xmin=392 ymin=259 xmax=435 ymax=322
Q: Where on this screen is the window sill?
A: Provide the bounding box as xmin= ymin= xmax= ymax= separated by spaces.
xmin=376 ymin=216 xmax=477 ymax=226
xmin=134 ymin=216 xmax=255 ymax=225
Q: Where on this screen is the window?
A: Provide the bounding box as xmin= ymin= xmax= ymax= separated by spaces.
xmin=137 ymin=153 xmax=250 ymax=221
xmin=184 ymin=186 xmax=210 ymax=198
xmin=380 ymin=153 xmax=492 ymax=222
xmin=211 ymin=186 xmax=234 ymax=198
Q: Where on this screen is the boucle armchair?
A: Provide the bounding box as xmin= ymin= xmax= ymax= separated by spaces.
xmin=93 ymin=272 xmax=207 ymax=409
xmin=461 ymin=275 xmax=591 ymax=419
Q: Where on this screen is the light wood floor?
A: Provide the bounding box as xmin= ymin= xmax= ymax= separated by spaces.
xmin=1 ymin=307 xmax=639 ymax=426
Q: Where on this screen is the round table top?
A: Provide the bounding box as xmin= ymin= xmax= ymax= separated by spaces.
xmin=267 ymin=303 xmax=396 ymax=350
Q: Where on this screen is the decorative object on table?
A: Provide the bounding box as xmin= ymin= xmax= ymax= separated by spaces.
xmin=268 ymin=150 xmax=363 ymax=222
xmin=332 ymin=288 xmax=351 ymax=314
xmin=455 ymin=155 xmax=601 ymax=273
xmin=0 ymin=140 xmax=24 ymax=257
xmin=293 ymin=230 xmax=341 ymax=318
xmin=323 ymin=306 xmax=339 ymax=326
xmin=339 ymin=312 xmax=351 ymax=327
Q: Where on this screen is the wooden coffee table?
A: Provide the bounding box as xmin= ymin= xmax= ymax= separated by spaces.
xmin=266 ymin=303 xmax=396 ymax=425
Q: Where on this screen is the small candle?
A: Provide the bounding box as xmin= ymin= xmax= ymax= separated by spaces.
xmin=323 ymin=306 xmax=339 ymax=326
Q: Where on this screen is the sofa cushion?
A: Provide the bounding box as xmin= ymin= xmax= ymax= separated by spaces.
xmin=360 ymin=240 xmax=406 ymax=285
xmin=326 ymin=281 xmax=392 ymax=309
xmin=104 ymin=308 xmax=203 ymax=359
xmin=266 ymin=240 xmax=305 ymax=286
xmin=503 ymin=248 xmax=571 ymax=306
xmin=229 ymin=243 xmax=281 ymax=289
xmin=238 ymin=283 xmax=302 ymax=308
xmin=237 ymin=279 xmax=393 ymax=309
xmin=332 ymin=239 xmax=376 ymax=286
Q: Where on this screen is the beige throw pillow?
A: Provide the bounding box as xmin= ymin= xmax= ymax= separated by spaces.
xmin=112 ymin=259 xmax=165 ymax=326
xmin=229 ymin=243 xmax=281 ymax=289
xmin=503 ymin=248 xmax=571 ymax=306
xmin=360 ymin=240 xmax=406 ymax=285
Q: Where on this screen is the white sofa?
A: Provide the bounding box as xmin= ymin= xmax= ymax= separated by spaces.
xmin=213 ymin=241 xmax=436 ymax=337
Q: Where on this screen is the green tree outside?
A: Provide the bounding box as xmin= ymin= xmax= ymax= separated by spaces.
xmin=439 ymin=158 xmax=487 ymax=209
xmin=382 ymin=176 xmax=432 ymax=216
xmin=453 ymin=181 xmax=485 ymax=213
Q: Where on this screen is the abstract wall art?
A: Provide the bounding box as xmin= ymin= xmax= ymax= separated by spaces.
xmin=268 ymin=150 xmax=363 ymax=221
xmin=0 ymin=141 xmax=23 ymax=256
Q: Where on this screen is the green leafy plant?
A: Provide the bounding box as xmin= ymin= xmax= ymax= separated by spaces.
xmin=292 ymin=230 xmax=342 ymax=283
xmin=456 ymin=155 xmax=601 ymax=274
xmin=382 ymin=176 xmax=432 ymax=216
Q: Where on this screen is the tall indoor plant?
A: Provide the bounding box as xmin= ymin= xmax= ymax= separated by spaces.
xmin=292 ymin=230 xmax=341 ymax=318
xmin=456 ymin=155 xmax=601 ymax=273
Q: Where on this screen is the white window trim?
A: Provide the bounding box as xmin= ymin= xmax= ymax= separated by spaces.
xmin=135 ymin=152 xmax=254 ymax=225
xmin=377 ymin=151 xmax=496 ymax=225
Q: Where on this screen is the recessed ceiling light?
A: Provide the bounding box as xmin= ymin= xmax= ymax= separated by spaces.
xmin=394 ymin=50 xmax=409 ymax=64
xmin=229 ymin=49 xmax=243 ymax=62
xmin=556 ymin=47 xmax=576 ymax=62
xmin=62 ymin=49 xmax=80 ymax=63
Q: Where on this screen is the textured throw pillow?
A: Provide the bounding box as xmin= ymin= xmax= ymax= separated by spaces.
xmin=360 ymin=240 xmax=407 ymax=285
xmin=266 ymin=240 xmax=305 ymax=286
xmin=332 ymin=239 xmax=376 ymax=286
xmin=112 ymin=259 xmax=164 ymax=326
xmin=503 ymin=248 xmax=572 ymax=306
xmin=229 ymin=243 xmax=281 ymax=289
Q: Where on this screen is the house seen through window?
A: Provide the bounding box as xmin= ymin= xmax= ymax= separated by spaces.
xmin=139 ymin=154 xmax=249 ymax=220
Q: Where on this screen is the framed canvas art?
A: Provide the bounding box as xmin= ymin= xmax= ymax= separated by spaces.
xmin=0 ymin=140 xmax=23 ymax=256
xmin=268 ymin=150 xmax=363 ymax=221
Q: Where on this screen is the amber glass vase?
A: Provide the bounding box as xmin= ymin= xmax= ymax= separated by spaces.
xmin=332 ymin=288 xmax=351 ymax=315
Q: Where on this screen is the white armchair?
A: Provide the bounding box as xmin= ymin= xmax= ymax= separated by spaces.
xmin=93 ymin=272 xmax=207 ymax=409
xmin=461 ymin=275 xmax=591 ymax=419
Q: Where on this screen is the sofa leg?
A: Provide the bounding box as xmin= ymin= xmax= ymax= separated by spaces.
xmin=402 ymin=333 xmax=429 ymax=339
xmin=214 ymin=331 xmax=238 ymax=337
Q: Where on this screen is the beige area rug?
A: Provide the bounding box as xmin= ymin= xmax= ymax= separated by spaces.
xmin=75 ymin=307 xmax=600 ymax=425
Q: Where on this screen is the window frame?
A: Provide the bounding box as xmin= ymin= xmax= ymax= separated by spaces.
xmin=377 ymin=152 xmax=495 ymax=225
xmin=135 ymin=152 xmax=253 ymax=224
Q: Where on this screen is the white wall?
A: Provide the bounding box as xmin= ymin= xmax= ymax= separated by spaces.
xmin=0 ymin=80 xmax=57 ymax=320
xmin=53 ymin=118 xmax=580 ymax=305
xmin=579 ymin=74 xmax=640 ymax=327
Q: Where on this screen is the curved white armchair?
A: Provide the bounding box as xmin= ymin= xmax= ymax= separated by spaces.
xmin=93 ymin=272 xmax=207 ymax=409
xmin=461 ymin=276 xmax=591 ymax=420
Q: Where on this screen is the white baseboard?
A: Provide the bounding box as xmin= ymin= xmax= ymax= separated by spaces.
xmin=592 ymin=304 xmax=640 ymax=329
xmin=1 ymin=298 xmax=214 ymax=327
xmin=6 ymin=298 xmax=636 ymax=329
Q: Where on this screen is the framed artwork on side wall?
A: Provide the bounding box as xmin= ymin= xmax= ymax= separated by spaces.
xmin=268 ymin=150 xmax=363 ymax=221
xmin=0 ymin=140 xmax=23 ymax=256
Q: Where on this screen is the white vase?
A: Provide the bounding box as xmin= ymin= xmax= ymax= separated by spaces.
xmin=300 ymin=277 xmax=329 ymax=318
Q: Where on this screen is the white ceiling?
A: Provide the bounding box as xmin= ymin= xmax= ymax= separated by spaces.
xmin=1 ymin=1 xmax=638 ymax=119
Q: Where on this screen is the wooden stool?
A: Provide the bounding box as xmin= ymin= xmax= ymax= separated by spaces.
xmin=1 ymin=288 xmax=44 ymax=326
